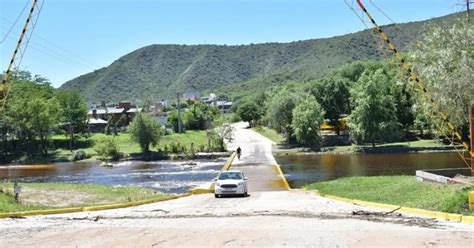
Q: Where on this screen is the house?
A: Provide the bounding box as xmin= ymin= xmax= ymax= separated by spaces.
xmin=214 ymin=100 xmax=233 ymax=113
xmin=150 ymin=102 xmax=168 ymax=126
xmin=201 ymin=93 xmax=217 ymax=104
xmin=87 ymin=117 xmax=108 ymax=133
xmin=182 ymin=91 xmax=201 ymax=101
xmin=87 ymin=101 xmax=141 ymax=130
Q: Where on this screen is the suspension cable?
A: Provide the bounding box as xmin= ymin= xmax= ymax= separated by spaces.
xmin=352 ymin=0 xmax=471 ymax=168
xmin=1 ymin=0 xmax=43 ymax=113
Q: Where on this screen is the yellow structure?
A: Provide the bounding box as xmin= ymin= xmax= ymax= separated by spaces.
xmin=469 ymin=192 xmax=474 ymax=211
xmin=320 ymin=117 xmax=348 ymax=131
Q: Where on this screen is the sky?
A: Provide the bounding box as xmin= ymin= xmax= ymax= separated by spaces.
xmin=0 ymin=0 xmax=465 ymax=88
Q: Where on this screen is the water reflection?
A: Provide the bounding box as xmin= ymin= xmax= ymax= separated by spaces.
xmin=0 ymin=160 xmax=224 ymax=194
xmin=276 ymin=152 xmax=466 ymax=188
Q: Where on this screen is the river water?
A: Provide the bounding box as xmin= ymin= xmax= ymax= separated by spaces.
xmin=276 ymin=152 xmax=466 ymax=188
xmin=0 ymin=153 xmax=465 ymax=193
xmin=0 ymin=159 xmax=224 ymax=194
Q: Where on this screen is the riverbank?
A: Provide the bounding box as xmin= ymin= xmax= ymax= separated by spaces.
xmin=251 ymin=126 xmax=458 ymax=155
xmin=4 ymin=130 xmax=226 ymax=164
xmin=275 ymin=140 xmax=459 ymax=156
xmin=251 ymin=125 xmax=463 ymax=155
xmin=0 ymin=182 xmax=164 ymax=212
xmin=305 ymin=176 xmax=474 ymax=215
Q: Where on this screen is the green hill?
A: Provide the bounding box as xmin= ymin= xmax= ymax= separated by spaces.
xmin=59 ymin=12 xmax=464 ymax=103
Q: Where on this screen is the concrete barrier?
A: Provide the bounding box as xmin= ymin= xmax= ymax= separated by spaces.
xmin=0 ymin=194 xmax=190 ymax=219
xmin=415 ymin=169 xmax=472 ymax=185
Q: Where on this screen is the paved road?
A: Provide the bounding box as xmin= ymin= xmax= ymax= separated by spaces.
xmin=226 ymin=122 xmax=286 ymax=192
xmin=1 ymin=122 xmax=473 ymax=247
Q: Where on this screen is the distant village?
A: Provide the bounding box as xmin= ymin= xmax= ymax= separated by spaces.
xmin=87 ymin=92 xmax=233 ymax=132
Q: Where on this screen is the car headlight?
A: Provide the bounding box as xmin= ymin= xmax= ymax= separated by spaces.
xmin=238 ymin=182 xmax=244 ymax=186
xmin=215 ymin=182 xmax=221 ymax=187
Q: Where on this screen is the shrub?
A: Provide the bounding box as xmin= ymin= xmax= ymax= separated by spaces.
xmin=94 ymin=137 xmax=123 ymax=161
xmin=207 ymin=130 xmax=226 ymax=152
xmin=129 ymin=112 xmax=163 ymax=154
xmin=72 ymin=149 xmax=90 ymax=161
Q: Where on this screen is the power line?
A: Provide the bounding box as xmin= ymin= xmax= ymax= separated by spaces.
xmin=0 ymin=19 xmax=101 ymax=72
xmin=0 ymin=0 xmax=29 ymax=44
xmin=0 ymin=16 xmax=102 ymax=70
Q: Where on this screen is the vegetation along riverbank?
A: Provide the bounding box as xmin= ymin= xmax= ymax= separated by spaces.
xmin=0 ymin=182 xmax=164 ymax=213
xmin=305 ymin=176 xmax=474 ymax=216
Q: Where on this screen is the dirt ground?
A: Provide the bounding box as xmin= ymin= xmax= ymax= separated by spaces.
xmin=1 ymin=122 xmax=473 ymax=247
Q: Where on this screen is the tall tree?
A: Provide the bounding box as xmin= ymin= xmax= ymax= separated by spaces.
xmin=183 ymin=102 xmax=218 ymax=130
xmin=265 ymin=85 xmax=302 ymax=142
xmin=236 ymin=101 xmax=263 ymax=127
xmin=291 ymin=95 xmax=325 ymax=147
xmin=29 ymin=97 xmax=62 ymax=155
xmin=129 ymin=112 xmax=162 ymax=155
xmin=57 ymin=91 xmax=88 ymax=151
xmin=413 ymin=19 xmax=474 ymax=139
xmin=4 ymin=79 xmax=59 ymax=155
xmin=349 ymin=68 xmax=401 ymax=147
xmin=310 ymin=75 xmax=351 ymax=135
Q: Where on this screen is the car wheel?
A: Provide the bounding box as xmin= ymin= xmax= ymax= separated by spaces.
xmin=243 ymin=192 xmax=248 ymax=197
xmin=214 ymin=194 xmax=219 ymax=198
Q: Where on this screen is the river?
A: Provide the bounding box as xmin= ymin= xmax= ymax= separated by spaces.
xmin=0 ymin=159 xmax=224 ymax=194
xmin=0 ymin=152 xmax=465 ymax=193
xmin=276 ymin=152 xmax=466 ymax=188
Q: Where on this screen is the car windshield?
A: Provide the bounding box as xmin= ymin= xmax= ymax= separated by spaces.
xmin=218 ymin=172 xmax=243 ymax=180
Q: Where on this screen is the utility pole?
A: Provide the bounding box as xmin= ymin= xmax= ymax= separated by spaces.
xmin=467 ymin=0 xmax=472 ymax=20
xmin=177 ymin=92 xmax=182 ymax=133
xmin=470 ymin=102 xmax=474 ymax=176
xmin=458 ymin=0 xmax=473 ymax=21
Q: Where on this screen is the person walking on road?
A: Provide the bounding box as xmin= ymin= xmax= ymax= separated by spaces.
xmin=236 ymin=146 xmax=242 ymax=160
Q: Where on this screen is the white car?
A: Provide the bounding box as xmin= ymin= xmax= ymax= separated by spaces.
xmin=214 ymin=170 xmax=248 ymax=198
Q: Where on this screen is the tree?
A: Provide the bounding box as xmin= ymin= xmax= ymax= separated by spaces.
xmin=413 ymin=19 xmax=474 ymax=139
xmin=236 ymin=101 xmax=263 ymax=127
xmin=167 ymin=110 xmax=183 ymax=133
xmin=4 ymin=79 xmax=59 ymax=156
xmin=57 ymin=91 xmax=88 ymax=151
xmin=310 ymin=75 xmax=351 ymax=135
xmin=291 ymin=95 xmax=325 ymax=147
xmin=129 ymin=112 xmax=162 ymax=155
xmin=349 ymin=68 xmax=401 ymax=147
xmin=183 ymin=102 xmax=218 ymax=130
xmin=390 ymin=80 xmax=415 ymax=131
xmin=28 ymin=97 xmax=62 ymax=155
xmin=265 ymin=85 xmax=302 ymax=142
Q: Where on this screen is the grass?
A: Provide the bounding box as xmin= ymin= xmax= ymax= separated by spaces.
xmin=159 ymin=130 xmax=209 ymax=151
xmin=252 ymin=126 xmax=284 ymax=144
xmin=305 ymin=176 xmax=474 ymax=215
xmin=48 ymin=130 xmax=214 ymax=161
xmin=0 ymin=182 xmax=163 ymax=213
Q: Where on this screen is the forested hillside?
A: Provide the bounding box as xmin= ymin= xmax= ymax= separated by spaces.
xmin=60 ymin=12 xmax=462 ymax=103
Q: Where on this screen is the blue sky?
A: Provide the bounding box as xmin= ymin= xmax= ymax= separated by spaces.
xmin=0 ymin=0 xmax=464 ymax=88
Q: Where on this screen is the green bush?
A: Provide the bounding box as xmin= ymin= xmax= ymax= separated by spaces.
xmin=170 ymin=142 xmax=180 ymax=153
xmin=199 ymin=144 xmax=206 ymax=152
xmin=94 ymin=137 xmax=123 ymax=161
xmin=207 ymin=131 xmax=226 ymax=152
xmin=72 ymin=149 xmax=90 ymax=161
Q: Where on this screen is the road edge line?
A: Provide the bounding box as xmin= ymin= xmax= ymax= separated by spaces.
xmin=0 ymin=193 xmax=191 ymax=219
xmin=316 ymin=192 xmax=473 ymax=224
xmin=274 ymin=164 xmax=291 ymax=191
